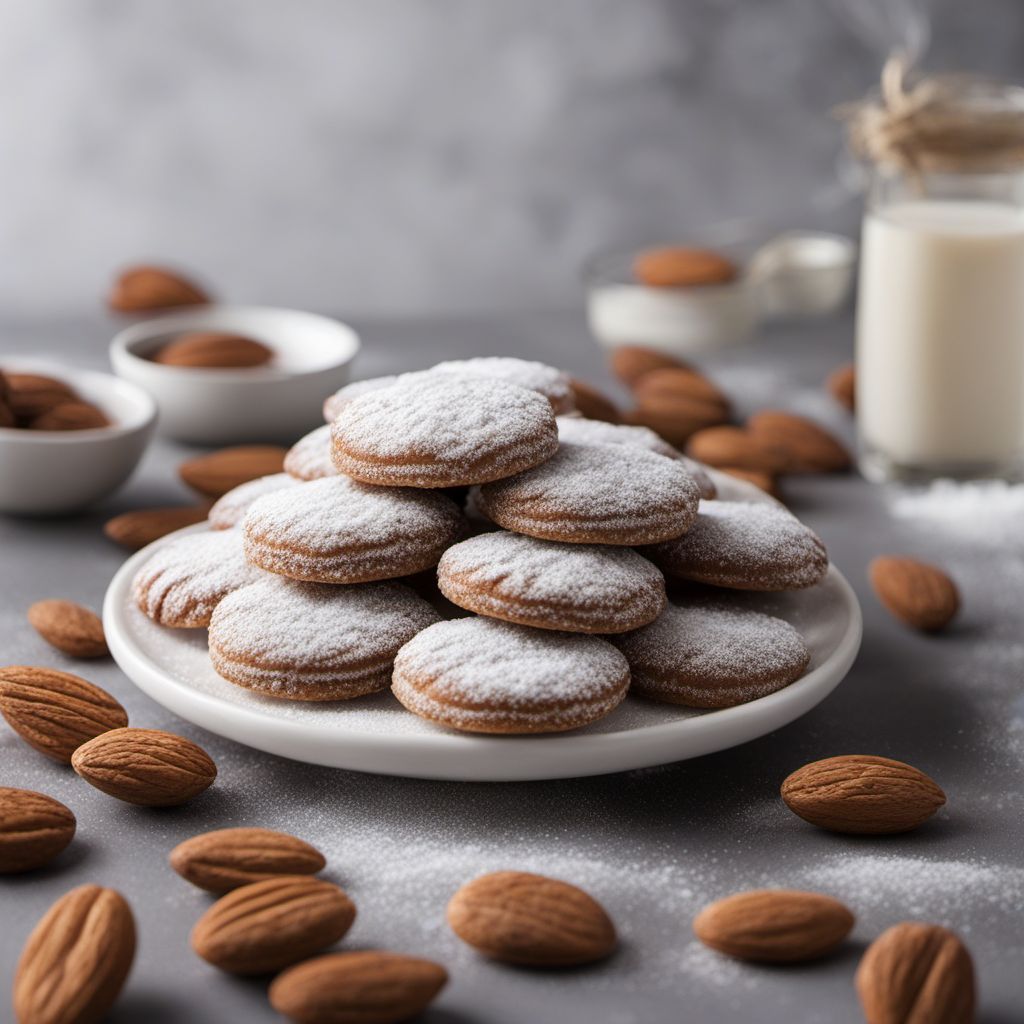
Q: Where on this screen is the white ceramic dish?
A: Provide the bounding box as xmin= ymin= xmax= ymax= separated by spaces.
xmin=104 ymin=475 xmax=862 ymax=781
xmin=0 ymin=358 xmax=156 ymax=515
xmin=110 ymin=306 xmax=360 ymax=444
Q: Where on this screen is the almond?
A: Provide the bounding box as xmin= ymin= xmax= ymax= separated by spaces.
xmin=633 ymin=246 xmax=738 ymax=288
xmin=269 ymin=951 xmax=448 ymax=1024
xmin=828 ymin=362 xmax=856 ymax=412
xmin=624 ymin=396 xmax=729 ymax=447
xmin=747 ymin=410 xmax=851 ymax=473
xmin=191 ymin=875 xmax=356 ymax=975
xmin=568 ymin=378 xmax=620 ymax=423
xmin=72 ymin=727 xmax=216 ymax=806
xmin=104 ymin=505 xmax=210 ymax=550
xmin=0 ymin=665 xmax=128 ymax=763
xmin=631 ymin=366 xmax=731 ymax=414
xmin=6 ymin=373 xmax=77 ymax=421
xmin=869 ymin=556 xmax=960 ymax=632
xmin=179 ymin=445 xmax=288 ymax=498
xmin=693 ymin=889 xmax=854 ymax=963
xmin=856 ymin=922 xmax=975 ymax=1024
xmin=781 ymin=754 xmax=946 ymax=834
xmin=14 ymin=884 xmax=135 ymax=1024
xmin=716 ymin=466 xmax=780 ymax=498
xmin=686 ymin=425 xmax=790 ymax=472
xmin=171 ymin=827 xmax=326 ymax=893
xmin=108 ymin=264 xmax=210 ymax=312
xmin=0 ymin=787 xmax=76 ymax=873
xmin=447 ymin=870 xmax=616 ymax=966
xmin=609 ymin=346 xmax=689 ymax=387
xmin=153 ymin=331 xmax=273 ymax=369
xmin=27 ymin=600 xmax=108 ymax=659
xmin=29 ymin=401 xmax=110 ymax=431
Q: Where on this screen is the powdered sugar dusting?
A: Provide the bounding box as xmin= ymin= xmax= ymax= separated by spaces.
xmin=208 ymin=473 xmax=299 ymax=529
xmin=432 ymin=356 xmax=574 ymax=413
xmin=322 ymin=371 xmax=432 ymax=423
xmin=284 ymin=424 xmax=339 ymax=480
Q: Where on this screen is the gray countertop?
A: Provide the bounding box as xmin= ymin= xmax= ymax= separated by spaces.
xmin=2 ymin=310 xmax=1022 ymax=1024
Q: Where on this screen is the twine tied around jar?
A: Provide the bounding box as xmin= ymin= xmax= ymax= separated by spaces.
xmin=842 ymin=53 xmax=1024 ymax=176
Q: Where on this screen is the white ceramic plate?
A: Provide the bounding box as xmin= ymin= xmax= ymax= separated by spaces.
xmin=103 ymin=475 xmax=861 ymax=781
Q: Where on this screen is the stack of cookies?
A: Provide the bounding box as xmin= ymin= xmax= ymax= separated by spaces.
xmin=131 ymin=356 xmax=829 ymax=735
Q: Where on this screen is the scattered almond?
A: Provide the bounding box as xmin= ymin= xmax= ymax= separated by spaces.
xmin=153 ymin=331 xmax=274 ymax=369
xmin=828 ymin=362 xmax=856 ymax=412
xmin=171 ymin=827 xmax=326 ymax=893
xmin=179 ymin=445 xmax=288 ymax=499
xmin=0 ymin=665 xmax=128 ymax=763
xmin=609 ymin=346 xmax=689 ymax=387
xmin=693 ymin=889 xmax=854 ymax=963
xmin=72 ymin=727 xmax=217 ymax=806
xmin=27 ymin=600 xmax=108 ymax=659
xmin=0 ymin=787 xmax=76 ymax=873
xmin=104 ymin=505 xmax=210 ymax=550
xmin=633 ymin=246 xmax=738 ymax=288
xmin=716 ymin=466 xmax=780 ymax=498
xmin=6 ymin=373 xmax=77 ymax=421
xmin=686 ymin=425 xmax=790 ymax=473
xmin=108 ymin=264 xmax=210 ymax=312
xmin=624 ymin=396 xmax=729 ymax=447
xmin=14 ymin=884 xmax=135 ymax=1024
xmin=781 ymin=754 xmax=946 ymax=835
xmin=869 ymin=556 xmax=960 ymax=632
xmin=747 ymin=410 xmax=851 ymax=473
xmin=568 ymin=378 xmax=619 ymax=423
xmin=191 ymin=875 xmax=357 ymax=975
xmin=270 ymin=951 xmax=448 ymax=1024
xmin=631 ymin=366 xmax=731 ymax=414
xmin=29 ymin=401 xmax=111 ymax=431
xmin=447 ymin=870 xmax=616 ymax=967
xmin=856 ymin=922 xmax=975 ymax=1024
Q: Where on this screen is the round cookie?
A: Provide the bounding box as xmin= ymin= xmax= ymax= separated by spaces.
xmin=642 ymin=500 xmax=828 ymax=591
xmin=556 ymin=415 xmax=716 ymax=499
xmin=391 ymin=617 xmax=630 ymax=734
xmin=243 ymin=475 xmax=465 ymax=583
xmin=284 ymin=425 xmax=338 ymax=480
xmin=209 ymin=576 xmax=440 ymax=700
xmin=331 ymin=376 xmax=558 ymax=488
xmin=208 ymin=473 xmax=298 ymax=530
xmin=437 ymin=531 xmax=665 ymax=633
xmin=322 ymin=371 xmax=433 ymax=423
xmin=612 ymin=601 xmax=810 ymax=707
xmin=431 ymin=357 xmax=574 ymax=414
xmin=133 ymin=529 xmax=262 ymax=628
xmin=474 ymin=442 xmax=700 ymax=545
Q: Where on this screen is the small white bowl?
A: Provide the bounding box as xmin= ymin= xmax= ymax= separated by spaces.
xmin=0 ymin=358 xmax=156 ymax=515
xmin=110 ymin=306 xmax=360 ymax=444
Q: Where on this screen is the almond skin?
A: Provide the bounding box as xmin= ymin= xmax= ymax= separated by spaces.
xmin=781 ymin=754 xmax=946 ymax=834
xmin=686 ymin=425 xmax=790 ymax=473
xmin=633 ymin=246 xmax=738 ymax=288
xmin=609 ymin=346 xmax=689 ymax=387
xmin=693 ymin=889 xmax=854 ymax=963
xmin=747 ymin=410 xmax=851 ymax=473
xmin=269 ymin=951 xmax=448 ymax=1024
xmin=29 ymin=401 xmax=110 ymax=432
xmin=191 ymin=875 xmax=356 ymax=975
xmin=568 ymin=379 xmax=619 ymax=423
xmin=631 ymin=367 xmax=731 ymax=414
xmin=447 ymin=870 xmax=616 ymax=967
xmin=104 ymin=505 xmax=210 ymax=550
xmin=171 ymin=827 xmax=326 ymax=893
xmin=623 ymin=396 xmax=729 ymax=447
xmin=72 ymin=727 xmax=216 ymax=806
xmin=108 ymin=265 xmax=210 ymax=312
xmin=828 ymin=362 xmax=856 ymax=412
xmin=179 ymin=445 xmax=288 ymax=499
xmin=870 ymin=556 xmax=960 ymax=632
xmin=14 ymin=884 xmax=135 ymax=1024
xmin=0 ymin=787 xmax=76 ymax=873
xmin=153 ymin=331 xmax=273 ymax=369
xmin=27 ymin=600 xmax=108 ymax=659
xmin=6 ymin=373 xmax=77 ymax=421
xmin=856 ymin=922 xmax=975 ymax=1024
xmin=0 ymin=665 xmax=128 ymax=763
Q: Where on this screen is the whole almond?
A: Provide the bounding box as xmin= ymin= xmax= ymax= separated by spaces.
xmin=179 ymin=445 xmax=288 ymax=498
xmin=153 ymin=331 xmax=273 ymax=369
xmin=686 ymin=425 xmax=790 ymax=473
xmin=270 ymin=951 xmax=448 ymax=1024
xmin=0 ymin=787 xmax=76 ymax=873
xmin=870 ymin=556 xmax=960 ymax=632
xmin=30 ymin=401 xmax=110 ymax=432
xmin=72 ymin=727 xmax=216 ymax=806
xmin=447 ymin=870 xmax=616 ymax=967
xmin=191 ymin=875 xmax=356 ymax=975
xmin=716 ymin=466 xmax=780 ymax=498
xmin=104 ymin=505 xmax=210 ymax=550
xmin=781 ymin=754 xmax=946 ymax=834
xmin=693 ymin=889 xmax=854 ymax=963
xmin=14 ymin=884 xmax=135 ymax=1024
xmin=856 ymin=922 xmax=975 ymax=1024
xmin=631 ymin=367 xmax=731 ymax=414
xmin=609 ymin=346 xmax=689 ymax=387
xmin=624 ymin=396 xmax=729 ymax=447
xmin=27 ymin=600 xmax=108 ymax=659
xmin=747 ymin=410 xmax=851 ymax=473
xmin=828 ymin=362 xmax=856 ymax=412
xmin=6 ymin=373 xmax=77 ymax=421
xmin=633 ymin=246 xmax=738 ymax=288
xmin=0 ymin=665 xmax=128 ymax=763
xmin=171 ymin=827 xmax=326 ymax=893
xmin=568 ymin=379 xmax=620 ymax=423
xmin=108 ymin=265 xmax=210 ymax=312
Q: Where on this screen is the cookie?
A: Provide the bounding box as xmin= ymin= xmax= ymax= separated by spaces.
xmin=391 ymin=617 xmax=630 ymax=733
xmin=208 ymin=473 xmax=299 ymax=530
xmin=331 ymin=376 xmax=558 ymax=488
xmin=430 ymin=357 xmax=574 ymax=414
xmin=322 ymin=371 xmax=430 ymax=423
xmin=612 ymin=600 xmax=810 ymax=707
xmin=643 ymin=500 xmax=828 ymax=591
xmin=133 ymin=530 xmax=262 ymax=628
xmin=437 ymin=531 xmax=665 ymax=633
xmin=284 ymin=425 xmax=338 ymax=480
xmin=209 ymin=576 xmax=440 ymax=700
xmin=555 ymin=415 xmax=716 ymax=499
xmin=243 ymin=475 xmax=465 ymax=583
xmin=474 ymin=442 xmax=699 ymax=546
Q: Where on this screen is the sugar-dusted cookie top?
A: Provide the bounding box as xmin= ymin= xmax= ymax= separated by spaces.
xmin=432 ymin=357 xmax=574 ymax=414
xmin=208 ymin=473 xmax=299 ymax=530
xmin=283 ymin=425 xmax=339 ymax=481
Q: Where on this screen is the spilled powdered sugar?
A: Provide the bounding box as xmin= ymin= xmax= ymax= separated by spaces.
xmin=207 ymin=472 xmax=299 ymax=529
xmin=283 ymin=424 xmax=339 ymax=480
